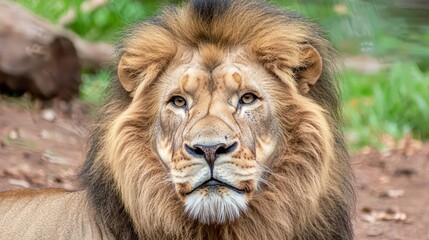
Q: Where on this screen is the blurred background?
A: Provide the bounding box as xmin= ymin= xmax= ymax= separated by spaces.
xmin=0 ymin=0 xmax=428 ymax=239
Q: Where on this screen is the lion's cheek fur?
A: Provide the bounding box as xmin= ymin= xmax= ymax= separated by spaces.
xmin=99 ymin=103 xmax=186 ymax=236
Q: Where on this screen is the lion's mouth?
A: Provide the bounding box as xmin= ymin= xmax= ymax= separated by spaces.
xmin=187 ymin=178 xmax=246 ymax=195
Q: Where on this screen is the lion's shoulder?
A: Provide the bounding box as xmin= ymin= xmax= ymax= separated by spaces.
xmin=0 ymin=190 xmax=113 ymax=240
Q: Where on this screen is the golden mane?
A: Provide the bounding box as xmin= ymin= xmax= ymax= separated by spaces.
xmin=80 ymin=0 xmax=354 ymax=239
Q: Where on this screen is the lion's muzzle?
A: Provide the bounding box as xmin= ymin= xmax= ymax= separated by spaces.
xmin=185 ymin=142 xmax=238 ymax=174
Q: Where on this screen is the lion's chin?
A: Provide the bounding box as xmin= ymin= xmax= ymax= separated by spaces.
xmin=184 ymin=188 xmax=248 ymax=224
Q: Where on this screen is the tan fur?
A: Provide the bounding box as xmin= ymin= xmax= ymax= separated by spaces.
xmin=0 ymin=1 xmax=353 ymax=239
xmin=0 ymin=189 xmax=114 ymax=239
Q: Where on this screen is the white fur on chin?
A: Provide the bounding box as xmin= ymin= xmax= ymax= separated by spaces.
xmin=184 ymin=189 xmax=247 ymax=224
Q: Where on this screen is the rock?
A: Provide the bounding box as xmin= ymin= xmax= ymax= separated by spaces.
xmin=41 ymin=109 xmax=56 ymax=122
xmin=7 ymin=178 xmax=30 ymax=188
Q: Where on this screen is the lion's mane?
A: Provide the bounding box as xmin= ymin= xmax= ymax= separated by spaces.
xmin=80 ymin=0 xmax=354 ymax=239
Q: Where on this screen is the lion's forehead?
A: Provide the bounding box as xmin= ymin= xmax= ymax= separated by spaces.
xmin=178 ymin=67 xmax=246 ymax=95
xmin=169 ymin=50 xmax=260 ymax=96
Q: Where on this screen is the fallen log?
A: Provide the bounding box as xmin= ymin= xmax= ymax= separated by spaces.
xmin=0 ymin=1 xmax=114 ymax=100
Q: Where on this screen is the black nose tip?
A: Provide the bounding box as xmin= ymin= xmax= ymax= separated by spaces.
xmin=185 ymin=142 xmax=237 ymax=171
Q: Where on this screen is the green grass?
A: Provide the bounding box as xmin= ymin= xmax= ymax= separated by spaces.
xmin=80 ymin=70 xmax=111 ymax=103
xmin=342 ymin=62 xmax=429 ymax=149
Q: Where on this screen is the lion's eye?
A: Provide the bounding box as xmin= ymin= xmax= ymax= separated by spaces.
xmin=240 ymin=93 xmax=257 ymax=105
xmin=170 ymin=96 xmax=187 ymax=108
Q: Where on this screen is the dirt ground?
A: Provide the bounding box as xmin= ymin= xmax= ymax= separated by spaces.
xmin=0 ymin=96 xmax=428 ymax=240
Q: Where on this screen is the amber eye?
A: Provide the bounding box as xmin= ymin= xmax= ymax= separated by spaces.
xmin=170 ymin=96 xmax=187 ymax=108
xmin=240 ymin=93 xmax=257 ymax=105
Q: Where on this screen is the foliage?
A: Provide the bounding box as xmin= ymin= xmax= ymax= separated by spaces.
xmin=16 ymin=0 xmax=155 ymax=42
xmin=80 ymin=70 xmax=111 ymax=103
xmin=342 ymin=62 xmax=429 ymax=149
xmin=278 ymin=1 xmax=429 ymax=71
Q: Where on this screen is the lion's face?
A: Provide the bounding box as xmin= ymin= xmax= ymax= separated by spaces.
xmin=155 ymin=50 xmax=278 ymax=224
xmin=85 ymin=1 xmax=354 ymax=238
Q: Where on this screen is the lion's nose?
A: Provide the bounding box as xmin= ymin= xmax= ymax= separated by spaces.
xmin=185 ymin=142 xmax=237 ymax=173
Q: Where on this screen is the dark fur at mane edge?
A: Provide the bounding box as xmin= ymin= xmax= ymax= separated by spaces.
xmin=192 ymin=0 xmax=230 ymax=22
xmin=79 ymin=78 xmax=137 ymax=239
xmin=80 ymin=0 xmax=354 ymax=239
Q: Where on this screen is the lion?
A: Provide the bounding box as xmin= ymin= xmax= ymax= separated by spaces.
xmin=0 ymin=0 xmax=354 ymax=239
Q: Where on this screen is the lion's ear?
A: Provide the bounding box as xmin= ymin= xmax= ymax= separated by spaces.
xmin=118 ymin=54 xmax=136 ymax=92
xmin=295 ymin=45 xmax=322 ymax=94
